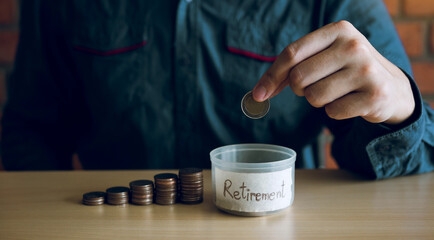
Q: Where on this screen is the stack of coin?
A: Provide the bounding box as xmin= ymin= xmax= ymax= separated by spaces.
xmin=154 ymin=173 xmax=178 ymax=205
xmin=129 ymin=180 xmax=154 ymax=205
xmin=82 ymin=191 xmax=106 ymax=206
xmin=106 ymin=186 xmax=129 ymax=205
xmin=178 ymin=168 xmax=203 ymax=204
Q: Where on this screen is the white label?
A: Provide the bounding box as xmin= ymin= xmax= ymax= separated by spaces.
xmin=215 ymin=168 xmax=292 ymax=213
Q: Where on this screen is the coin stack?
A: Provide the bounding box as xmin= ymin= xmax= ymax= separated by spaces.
xmin=82 ymin=191 xmax=106 ymax=206
xmin=106 ymin=186 xmax=129 ymax=205
xmin=154 ymin=173 xmax=178 ymax=205
xmin=178 ymin=168 xmax=203 ymax=204
xmin=129 ymin=180 xmax=154 ymax=205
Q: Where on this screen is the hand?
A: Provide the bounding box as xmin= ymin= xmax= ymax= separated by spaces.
xmin=252 ymin=20 xmax=415 ymax=125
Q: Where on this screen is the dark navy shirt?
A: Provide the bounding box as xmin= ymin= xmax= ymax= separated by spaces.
xmin=2 ymin=0 xmax=433 ymax=179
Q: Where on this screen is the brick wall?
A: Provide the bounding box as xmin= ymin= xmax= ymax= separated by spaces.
xmin=0 ymin=0 xmax=433 ymax=170
xmin=0 ymin=0 xmax=19 ymax=170
xmin=325 ymin=0 xmax=434 ymax=168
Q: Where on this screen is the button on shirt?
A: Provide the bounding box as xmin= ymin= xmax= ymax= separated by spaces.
xmin=2 ymin=0 xmax=434 ymax=179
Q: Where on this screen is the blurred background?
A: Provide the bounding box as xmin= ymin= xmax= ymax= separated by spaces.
xmin=0 ymin=0 xmax=433 ymax=170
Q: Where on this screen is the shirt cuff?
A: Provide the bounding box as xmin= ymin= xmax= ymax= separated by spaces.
xmin=365 ymin=71 xmax=425 ymax=179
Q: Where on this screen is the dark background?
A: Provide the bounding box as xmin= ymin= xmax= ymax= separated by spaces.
xmin=1 ymin=0 xmax=433 ymax=170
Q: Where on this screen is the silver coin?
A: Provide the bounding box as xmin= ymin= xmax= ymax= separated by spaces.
xmin=241 ymin=91 xmax=270 ymax=119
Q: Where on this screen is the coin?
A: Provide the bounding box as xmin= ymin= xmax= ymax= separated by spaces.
xmin=106 ymin=186 xmax=130 ymax=195
xmin=83 ymin=191 xmax=106 ymax=200
xmin=154 ymin=173 xmax=178 ymax=205
xmin=154 ymin=173 xmax=178 ymax=182
xmin=131 ymin=193 xmax=153 ymax=199
xmin=82 ymin=191 xmax=106 ymax=206
xmin=131 ymin=189 xmax=152 ymax=194
xmin=129 ymin=180 xmax=154 ymax=206
xmin=241 ymin=91 xmax=270 ymax=119
xmin=131 ymin=198 xmax=153 ymax=205
xmin=129 ymin=180 xmax=154 ymax=189
xmin=179 ymin=168 xmax=202 ymax=176
xmin=81 ymin=170 xmax=205 ymax=207
xmin=106 ymin=186 xmax=129 ymax=205
xmin=178 ymin=168 xmax=203 ymax=204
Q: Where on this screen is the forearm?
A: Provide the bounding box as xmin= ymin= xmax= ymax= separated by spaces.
xmin=329 ymin=78 xmax=434 ymax=179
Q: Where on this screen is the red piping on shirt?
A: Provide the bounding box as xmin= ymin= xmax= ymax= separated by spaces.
xmin=227 ymin=46 xmax=277 ymax=62
xmin=74 ymin=40 xmax=148 ymax=56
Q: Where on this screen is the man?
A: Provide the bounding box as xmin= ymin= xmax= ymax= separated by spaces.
xmin=2 ymin=0 xmax=433 ymax=179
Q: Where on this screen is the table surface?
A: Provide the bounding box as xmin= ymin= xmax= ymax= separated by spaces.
xmin=0 ymin=169 xmax=433 ymax=240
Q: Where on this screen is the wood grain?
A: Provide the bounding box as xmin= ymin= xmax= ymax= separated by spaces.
xmin=0 ymin=170 xmax=433 ymax=239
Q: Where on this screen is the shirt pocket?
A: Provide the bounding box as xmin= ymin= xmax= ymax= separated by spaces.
xmin=72 ymin=21 xmax=148 ymax=56
xmin=68 ymin=2 xmax=151 ymax=117
xmin=69 ymin=1 xmax=149 ymax=56
xmin=223 ymin=21 xmax=289 ymax=91
xmin=220 ymin=21 xmax=308 ymax=131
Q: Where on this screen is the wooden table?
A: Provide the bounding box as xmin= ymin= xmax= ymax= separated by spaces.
xmin=0 ymin=170 xmax=433 ymax=239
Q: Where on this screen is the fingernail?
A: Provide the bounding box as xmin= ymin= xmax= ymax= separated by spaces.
xmin=253 ymin=85 xmax=267 ymax=102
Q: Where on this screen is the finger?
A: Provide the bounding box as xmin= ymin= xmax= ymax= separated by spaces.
xmin=288 ymin=43 xmax=347 ymax=96
xmin=324 ymin=92 xmax=370 ymax=121
xmin=252 ymin=20 xmax=355 ymax=102
xmin=304 ymin=68 xmax=364 ymax=108
xmin=324 ymin=91 xmax=392 ymax=123
xmin=269 ymin=78 xmax=289 ymax=99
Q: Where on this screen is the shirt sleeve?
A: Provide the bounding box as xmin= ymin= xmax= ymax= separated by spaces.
xmin=323 ymin=0 xmax=434 ymax=179
xmin=1 ymin=1 xmax=84 ymax=170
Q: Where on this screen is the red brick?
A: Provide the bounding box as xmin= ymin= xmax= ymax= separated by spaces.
xmin=72 ymin=153 xmax=83 ymax=170
xmin=0 ymin=70 xmax=6 ymax=106
xmin=383 ymin=0 xmax=400 ymax=17
xmin=431 ymin=23 xmax=434 ymax=54
xmin=404 ymin=0 xmax=434 ymax=16
xmin=412 ymin=62 xmax=434 ymax=94
xmin=0 ymin=108 xmax=2 ymax=170
xmin=429 ymin=101 xmax=434 ymax=109
xmin=0 ymin=0 xmax=16 ymax=24
xmin=324 ymin=142 xmax=338 ymax=169
xmin=395 ymin=21 xmax=424 ymax=57
xmin=0 ymin=31 xmax=19 ymax=64
xmin=321 ymin=128 xmax=338 ymax=169
xmin=323 ymin=127 xmax=331 ymax=136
